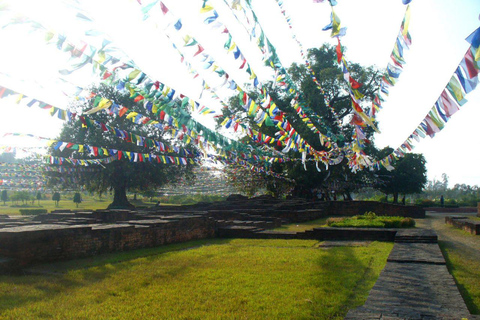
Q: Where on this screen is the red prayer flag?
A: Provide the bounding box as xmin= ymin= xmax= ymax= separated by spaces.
xmin=160 ymin=2 xmax=168 ymax=14
xmin=336 ymin=39 xmax=342 ymax=63
xmin=133 ymin=95 xmax=144 ymax=102
xmin=463 ymin=49 xmax=479 ymax=79
xmin=194 ymin=45 xmax=204 ymax=57
xmin=349 ymin=77 xmax=362 ymax=89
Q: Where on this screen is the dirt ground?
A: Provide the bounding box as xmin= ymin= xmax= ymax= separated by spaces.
xmin=416 ymin=211 xmax=480 ymax=254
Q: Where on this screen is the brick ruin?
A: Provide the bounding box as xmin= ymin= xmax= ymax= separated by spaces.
xmin=0 ymin=197 xmax=425 ymax=271
xmin=445 ymin=216 xmax=480 ymax=235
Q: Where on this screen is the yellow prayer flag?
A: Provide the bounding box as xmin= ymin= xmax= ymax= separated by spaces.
xmin=97 ymin=51 xmax=106 ymax=64
xmin=331 ymin=9 xmax=341 ymax=37
xmin=16 ymin=94 xmax=24 ymax=104
xmin=200 ymin=5 xmax=214 ymax=13
xmin=128 ymin=69 xmax=141 ymax=81
xmin=228 ymin=43 xmax=236 ymax=53
xmin=402 ymin=5 xmax=411 ymax=37
xmin=126 ymin=112 xmax=138 ymax=120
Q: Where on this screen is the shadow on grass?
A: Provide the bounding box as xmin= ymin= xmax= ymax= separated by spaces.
xmin=308 ymin=242 xmax=391 ymax=319
xmin=0 ymin=238 xmax=233 ymax=314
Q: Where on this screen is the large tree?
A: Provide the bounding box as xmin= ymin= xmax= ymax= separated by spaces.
xmin=218 ymin=44 xmax=382 ymax=198
xmin=375 ymin=147 xmax=427 ymax=203
xmin=47 ymin=84 xmax=197 ymax=209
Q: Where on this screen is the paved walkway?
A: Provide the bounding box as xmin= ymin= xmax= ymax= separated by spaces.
xmin=345 ymin=228 xmax=474 ymax=319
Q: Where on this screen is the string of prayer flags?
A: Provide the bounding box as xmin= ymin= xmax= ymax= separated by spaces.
xmin=372 ymin=5 xmax=412 ymax=118
xmin=211 ymin=0 xmax=337 ymax=152
xmin=371 ymin=28 xmax=480 ymax=171
xmin=272 ymin=0 xmax=344 ymax=130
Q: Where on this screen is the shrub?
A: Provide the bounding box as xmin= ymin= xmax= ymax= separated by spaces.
xmin=328 ymin=213 xmax=415 ymax=229
xmin=401 ymin=218 xmax=415 ymax=228
xmin=19 ymin=209 xmax=48 ymax=215
xmin=415 ymin=199 xmax=436 ymax=207
xmin=326 ymin=217 xmax=345 ymax=226
xmin=330 ymin=219 xmax=385 ymax=228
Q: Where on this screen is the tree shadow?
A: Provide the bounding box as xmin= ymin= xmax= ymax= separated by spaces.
xmin=307 ymin=241 xmax=392 ymax=319
xmin=0 ymin=238 xmax=233 ymax=314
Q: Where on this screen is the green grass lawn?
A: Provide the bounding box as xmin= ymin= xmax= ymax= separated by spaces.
xmin=0 ymin=198 xmax=111 ymax=215
xmin=439 ymin=230 xmax=480 ymax=314
xmin=274 ymin=215 xmax=415 ymax=232
xmin=0 ymin=239 xmax=393 ymax=319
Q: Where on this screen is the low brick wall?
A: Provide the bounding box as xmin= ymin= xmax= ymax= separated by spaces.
xmin=0 ymin=216 xmax=215 ymax=267
xmin=217 ymin=226 xmax=397 ymax=242
xmin=478 ymin=202 xmax=480 ymax=217
xmin=426 ymin=207 xmax=477 ymax=213
xmin=445 ymin=216 xmax=480 ymax=235
xmin=325 ymin=201 xmax=425 ymax=218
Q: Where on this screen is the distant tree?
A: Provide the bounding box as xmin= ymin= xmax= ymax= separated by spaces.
xmin=52 ymin=192 xmax=61 ymax=207
xmin=141 ymin=190 xmax=157 ymax=202
xmin=1 ymin=190 xmax=7 ymax=206
xmin=36 ymin=191 xmax=42 ymax=206
xmin=10 ymin=191 xmax=31 ymax=205
xmin=73 ymin=192 xmax=82 ymax=208
xmin=376 ymin=148 xmax=427 ymax=203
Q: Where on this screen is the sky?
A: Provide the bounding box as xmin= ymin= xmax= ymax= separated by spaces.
xmin=0 ymin=0 xmax=479 ymax=187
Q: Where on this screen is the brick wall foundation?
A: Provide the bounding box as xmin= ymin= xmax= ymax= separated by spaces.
xmin=324 ymin=201 xmax=425 ymax=218
xmin=0 ymin=215 xmax=215 ymax=267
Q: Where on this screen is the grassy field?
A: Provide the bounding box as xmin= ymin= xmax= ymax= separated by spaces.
xmin=0 ymin=239 xmax=393 ymax=319
xmin=439 ymin=228 xmax=480 ymax=314
xmin=0 ymin=198 xmax=112 ymax=215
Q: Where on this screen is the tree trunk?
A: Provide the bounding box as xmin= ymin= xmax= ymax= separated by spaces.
xmin=107 ymin=161 xmax=135 ymax=209
xmin=108 ymin=185 xmax=134 ymax=209
xmin=393 ymin=192 xmax=399 ymax=204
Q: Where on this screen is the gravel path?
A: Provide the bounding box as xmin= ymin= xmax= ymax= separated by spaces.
xmin=417 ymin=211 xmax=480 ymax=255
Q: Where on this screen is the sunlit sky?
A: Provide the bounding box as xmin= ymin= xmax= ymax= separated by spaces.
xmin=0 ymin=0 xmax=479 ymax=186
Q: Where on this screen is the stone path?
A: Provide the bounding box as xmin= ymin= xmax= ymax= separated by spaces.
xmin=345 ymin=228 xmax=474 ymax=320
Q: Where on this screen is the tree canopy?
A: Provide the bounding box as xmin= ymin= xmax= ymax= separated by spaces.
xmin=218 ymin=44 xmax=395 ymax=198
xmin=375 ymin=147 xmax=427 ymax=203
xmin=46 ymin=84 xmax=197 ymax=208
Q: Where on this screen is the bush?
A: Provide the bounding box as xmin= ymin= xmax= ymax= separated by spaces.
xmin=159 ymin=194 xmax=227 ymax=205
xmin=382 ymin=217 xmax=415 ymax=228
xmin=327 ymin=213 xmax=415 ymax=228
xmin=19 ymin=209 xmax=48 ymax=215
xmin=415 ymin=199 xmax=436 ymax=207
xmin=326 ymin=217 xmax=345 ymax=226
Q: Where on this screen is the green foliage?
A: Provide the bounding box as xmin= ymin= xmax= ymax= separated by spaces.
xmin=73 ymin=192 xmax=82 ymax=207
xmin=375 ymin=148 xmax=427 ymax=202
xmin=0 ymin=239 xmax=392 ymax=319
xmin=159 ymin=194 xmax=227 ymax=205
xmin=363 ymin=211 xmax=377 ymax=219
xmin=218 ymin=44 xmax=387 ymax=198
xmin=19 ymin=209 xmax=47 ymax=215
xmin=1 ymin=190 xmax=7 ymax=205
xmin=327 ymin=213 xmax=415 ymax=228
xmin=36 ymin=191 xmax=42 ymax=205
xmin=10 ymin=191 xmax=32 ymax=204
xmin=46 ymin=83 xmax=197 ymax=208
xmin=52 ymin=192 xmax=61 ymax=202
xmin=422 ymin=176 xmax=480 ymax=207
